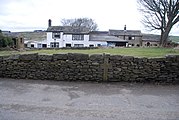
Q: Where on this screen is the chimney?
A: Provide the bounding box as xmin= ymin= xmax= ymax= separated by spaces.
xmin=124 ymin=25 xmax=126 ymax=31
xmin=48 ymin=19 xmax=52 ymax=27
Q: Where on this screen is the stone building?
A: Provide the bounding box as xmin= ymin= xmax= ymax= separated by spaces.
xmin=2 ymin=31 xmax=24 ymax=50
xmin=142 ymin=34 xmax=160 ymax=47
xmin=108 ymin=29 xmax=142 ymax=47
xmin=12 ymin=37 xmax=24 ymax=50
xmin=89 ymin=31 xmax=118 ymax=47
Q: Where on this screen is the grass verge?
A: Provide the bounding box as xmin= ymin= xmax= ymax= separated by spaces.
xmin=0 ymin=47 xmax=179 ymax=58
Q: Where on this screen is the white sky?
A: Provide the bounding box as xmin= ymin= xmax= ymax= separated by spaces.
xmin=0 ymin=0 xmax=178 ymax=35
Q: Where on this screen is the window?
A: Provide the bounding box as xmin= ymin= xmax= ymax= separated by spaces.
xmin=31 ymin=44 xmax=34 ymax=48
xmin=129 ymin=36 xmax=135 ymax=40
xmin=89 ymin=45 xmax=94 ymax=47
xmin=97 ymin=44 xmax=101 ymax=47
xmin=74 ymin=44 xmax=84 ymax=47
xmin=42 ymin=44 xmax=47 ymax=48
xmin=52 ymin=32 xmax=61 ymax=38
xmin=147 ymin=42 xmax=150 ymax=47
xmin=50 ymin=42 xmax=59 ymax=48
xmin=72 ymin=34 xmax=84 ymax=40
xmin=37 ymin=44 xmax=42 ymax=48
xmin=20 ymin=38 xmax=23 ymax=43
xmin=66 ymin=44 xmax=71 ymax=47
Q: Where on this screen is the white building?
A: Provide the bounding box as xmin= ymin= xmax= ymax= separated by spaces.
xmin=46 ymin=25 xmax=108 ymax=48
xmin=25 ymin=40 xmax=47 ymax=48
xmin=46 ymin=19 xmax=107 ymax=48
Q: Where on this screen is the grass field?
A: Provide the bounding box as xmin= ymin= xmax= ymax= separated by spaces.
xmin=0 ymin=47 xmax=179 ymax=58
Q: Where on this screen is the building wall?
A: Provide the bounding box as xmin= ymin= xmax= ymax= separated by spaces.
xmin=27 ymin=42 xmax=37 ymax=48
xmin=25 ymin=40 xmax=47 ymax=48
xmin=14 ymin=37 xmax=24 ymax=50
xmin=142 ymin=41 xmax=159 ymax=47
xmin=63 ymin=34 xmax=89 ymax=47
xmin=115 ymin=35 xmax=142 ymax=47
xmin=128 ymin=36 xmax=142 ymax=47
xmin=46 ymin=32 xmax=107 ymax=48
xmin=88 ymin=41 xmax=107 ymax=47
xmin=46 ymin=32 xmax=63 ymax=48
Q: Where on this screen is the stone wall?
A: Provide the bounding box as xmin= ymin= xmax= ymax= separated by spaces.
xmin=0 ymin=53 xmax=179 ymax=83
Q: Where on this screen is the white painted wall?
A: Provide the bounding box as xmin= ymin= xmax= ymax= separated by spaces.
xmin=46 ymin=32 xmax=108 ymax=48
xmin=63 ymin=34 xmax=90 ymax=47
xmin=27 ymin=42 xmax=37 ymax=48
xmin=25 ymin=40 xmax=47 ymax=48
xmin=46 ymin=32 xmax=52 ymax=48
xmin=88 ymin=41 xmax=107 ymax=47
xmin=46 ymin=32 xmax=63 ymax=48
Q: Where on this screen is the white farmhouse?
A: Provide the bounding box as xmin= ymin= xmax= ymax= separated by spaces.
xmin=46 ymin=19 xmax=107 ymax=48
xmin=47 ymin=26 xmax=92 ymax=48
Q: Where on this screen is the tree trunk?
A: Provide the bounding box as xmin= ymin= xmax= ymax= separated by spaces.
xmin=160 ymin=25 xmax=172 ymax=47
xmin=159 ymin=31 xmax=164 ymax=46
xmin=160 ymin=31 xmax=169 ymax=47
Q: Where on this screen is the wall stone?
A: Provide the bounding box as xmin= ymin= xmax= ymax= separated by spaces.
xmin=0 ymin=53 xmax=179 ymax=83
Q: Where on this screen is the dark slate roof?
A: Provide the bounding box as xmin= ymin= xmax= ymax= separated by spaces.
xmin=47 ymin=26 xmax=90 ymax=34
xmin=142 ymin=34 xmax=160 ymax=42
xmin=109 ymin=29 xmax=142 ymax=36
xmin=90 ymin=31 xmax=109 ymax=35
xmin=89 ymin=31 xmax=126 ymax=42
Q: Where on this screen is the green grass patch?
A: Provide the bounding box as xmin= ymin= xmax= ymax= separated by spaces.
xmin=0 ymin=47 xmax=179 ymax=58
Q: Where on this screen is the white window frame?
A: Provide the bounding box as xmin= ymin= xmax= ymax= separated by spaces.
xmin=74 ymin=44 xmax=84 ymax=47
xmin=52 ymin=32 xmax=61 ymax=39
xmin=72 ymin=34 xmax=84 ymax=40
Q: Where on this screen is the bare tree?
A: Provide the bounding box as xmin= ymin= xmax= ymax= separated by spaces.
xmin=61 ymin=18 xmax=98 ymax=31
xmin=138 ymin=0 xmax=179 ymax=46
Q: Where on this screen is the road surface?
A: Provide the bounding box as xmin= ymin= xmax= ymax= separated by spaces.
xmin=0 ymin=78 xmax=179 ymax=120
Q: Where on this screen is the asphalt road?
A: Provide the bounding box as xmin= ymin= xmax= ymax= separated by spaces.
xmin=0 ymin=78 xmax=179 ymax=120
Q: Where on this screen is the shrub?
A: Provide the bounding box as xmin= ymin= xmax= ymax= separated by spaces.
xmin=0 ymin=31 xmax=13 ymax=48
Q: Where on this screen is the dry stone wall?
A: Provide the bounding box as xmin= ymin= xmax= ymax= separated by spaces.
xmin=0 ymin=53 xmax=179 ymax=83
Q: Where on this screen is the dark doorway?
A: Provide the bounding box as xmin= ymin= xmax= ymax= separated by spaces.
xmin=116 ymin=42 xmax=126 ymax=47
xmin=89 ymin=45 xmax=94 ymax=47
xmin=97 ymin=44 xmax=101 ymax=47
xmin=147 ymin=42 xmax=150 ymax=47
xmin=31 ymin=44 xmax=34 ymax=48
xmin=42 ymin=44 xmax=47 ymax=48
xmin=66 ymin=44 xmax=71 ymax=47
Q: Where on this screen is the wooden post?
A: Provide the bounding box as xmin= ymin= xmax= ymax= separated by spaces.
xmin=101 ymin=53 xmax=112 ymax=81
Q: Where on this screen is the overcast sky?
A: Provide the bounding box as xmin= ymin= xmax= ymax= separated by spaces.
xmin=0 ymin=0 xmax=178 ymax=35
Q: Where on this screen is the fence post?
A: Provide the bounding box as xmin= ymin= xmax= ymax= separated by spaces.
xmin=101 ymin=53 xmax=111 ymax=81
